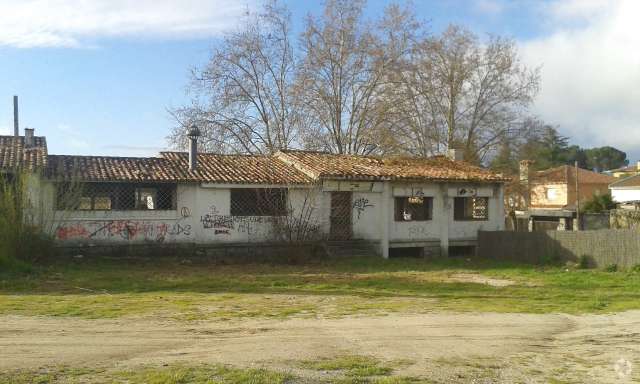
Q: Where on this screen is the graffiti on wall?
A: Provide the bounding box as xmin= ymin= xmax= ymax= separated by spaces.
xmin=55 ymin=219 xmax=192 ymax=243
xmin=353 ymin=197 xmax=374 ymax=219
xmin=408 ymin=226 xmax=429 ymax=238
xmin=201 ymin=213 xmax=276 ymax=237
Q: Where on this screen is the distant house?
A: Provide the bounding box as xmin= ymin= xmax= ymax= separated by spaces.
xmin=518 ymin=162 xmax=616 ymax=230
xmin=610 ymin=174 xmax=640 ymax=209
xmin=0 ymin=128 xmax=508 ymax=258
xmin=609 ymin=162 xmax=640 ymax=179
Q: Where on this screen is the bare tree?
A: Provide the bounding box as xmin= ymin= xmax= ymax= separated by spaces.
xmin=297 ymin=0 xmax=404 ymax=155
xmin=169 ymin=1 xmax=299 ymax=154
xmin=389 ymin=25 xmax=540 ymax=162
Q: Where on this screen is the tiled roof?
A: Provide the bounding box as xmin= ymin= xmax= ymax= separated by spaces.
xmin=46 ymin=152 xmax=313 ymax=184
xmin=46 ymin=155 xmax=184 ymax=182
xmin=160 ymin=152 xmax=312 ymax=184
xmin=45 ymin=149 xmax=507 ymax=184
xmin=276 ymin=150 xmax=508 ymax=182
xmin=531 ymin=165 xmax=616 ymax=185
xmin=0 ymin=135 xmax=48 ymax=171
xmin=610 ymin=174 xmax=640 ymax=189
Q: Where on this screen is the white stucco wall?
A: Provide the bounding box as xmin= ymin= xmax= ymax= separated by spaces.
xmin=43 ymin=178 xmax=504 ymax=248
xmin=49 ymin=183 xmax=324 ymax=245
xmin=390 ymin=184 xmax=441 ymax=242
xmin=611 ymin=188 xmax=640 ymax=203
xmin=352 ymin=191 xmax=382 ymax=240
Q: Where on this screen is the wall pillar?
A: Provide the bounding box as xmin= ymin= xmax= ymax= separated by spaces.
xmin=380 ymin=182 xmax=391 ymax=258
xmin=439 ymin=183 xmax=449 ymax=258
xmin=558 ymin=217 xmax=567 ymax=231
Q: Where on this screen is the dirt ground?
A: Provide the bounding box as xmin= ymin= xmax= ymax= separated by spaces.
xmin=2 ymin=311 xmax=639 ymax=383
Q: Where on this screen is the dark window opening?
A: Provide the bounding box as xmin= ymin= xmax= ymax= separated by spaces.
xmin=454 ymin=197 xmax=489 ymax=221
xmin=389 ymin=247 xmax=424 ymax=258
xmin=56 ymin=182 xmax=176 ymax=211
xmin=230 ymin=188 xmax=288 ymax=216
xmin=394 ymin=196 xmax=433 ymax=221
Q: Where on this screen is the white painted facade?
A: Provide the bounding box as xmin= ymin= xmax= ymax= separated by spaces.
xmin=611 ymin=187 xmax=640 ymax=204
xmin=44 ymin=178 xmax=505 ymax=257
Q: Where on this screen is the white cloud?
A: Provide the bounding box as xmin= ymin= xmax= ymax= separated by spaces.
xmin=0 ymin=0 xmax=256 ymax=48
xmin=474 ymin=0 xmax=504 ymax=15
xmin=521 ymin=0 xmax=640 ymax=158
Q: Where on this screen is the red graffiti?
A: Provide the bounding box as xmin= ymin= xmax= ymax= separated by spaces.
xmin=55 ymin=224 xmax=90 ymax=240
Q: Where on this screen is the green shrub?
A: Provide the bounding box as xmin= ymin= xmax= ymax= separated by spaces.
xmin=0 ymin=172 xmax=53 ymax=269
xmin=582 ymin=193 xmax=616 ymax=213
xmin=631 ymin=264 xmax=640 ymax=273
xmin=604 ymin=264 xmax=618 ymax=272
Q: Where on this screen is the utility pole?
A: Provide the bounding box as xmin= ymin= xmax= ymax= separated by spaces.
xmin=575 ymin=161 xmax=580 ymax=231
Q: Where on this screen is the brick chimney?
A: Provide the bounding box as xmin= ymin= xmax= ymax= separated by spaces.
xmin=24 ymin=127 xmax=35 ymax=147
xmin=519 ymin=160 xmax=534 ymax=209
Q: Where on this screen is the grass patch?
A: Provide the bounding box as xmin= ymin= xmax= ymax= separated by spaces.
xmin=301 ymin=355 xmax=393 ymax=377
xmin=0 ymin=364 xmax=293 ymax=384
xmin=1 ymin=256 xmax=640 ymax=320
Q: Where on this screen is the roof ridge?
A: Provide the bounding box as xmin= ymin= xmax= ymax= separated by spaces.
xmin=160 ymin=151 xmax=272 ymax=158
xmin=48 ymin=154 xmax=165 ymax=160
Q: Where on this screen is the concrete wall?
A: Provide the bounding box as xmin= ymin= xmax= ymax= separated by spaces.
xmin=50 ymin=183 xmax=325 ymax=246
xmin=478 ymin=229 xmax=640 ymax=269
xmin=43 ymin=178 xmax=504 ymax=251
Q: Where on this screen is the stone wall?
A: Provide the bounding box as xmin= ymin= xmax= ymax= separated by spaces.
xmin=478 ymin=230 xmax=640 ymax=269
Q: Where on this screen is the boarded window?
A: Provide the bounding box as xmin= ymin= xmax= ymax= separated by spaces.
xmin=56 ymin=182 xmax=176 ymax=211
xmin=454 ymin=197 xmax=489 ymax=221
xmin=230 ymin=188 xmax=288 ymax=216
xmin=394 ymin=196 xmax=433 ymax=221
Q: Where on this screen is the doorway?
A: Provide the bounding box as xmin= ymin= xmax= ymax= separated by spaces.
xmin=329 ymin=191 xmax=353 ymax=240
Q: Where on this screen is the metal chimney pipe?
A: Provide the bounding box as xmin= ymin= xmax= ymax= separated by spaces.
xmin=13 ymin=95 xmax=19 ymax=137
xmin=187 ymin=124 xmax=201 ymax=172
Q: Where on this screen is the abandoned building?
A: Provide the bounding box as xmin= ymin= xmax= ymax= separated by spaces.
xmin=1 ymin=126 xmax=507 ymax=258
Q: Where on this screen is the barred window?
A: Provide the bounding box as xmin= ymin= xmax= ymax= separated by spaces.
xmin=230 ymin=188 xmax=288 ymax=216
xmin=394 ymin=196 xmax=433 ymax=221
xmin=56 ymin=182 xmax=176 ymax=211
xmin=454 ymin=197 xmax=489 ymax=221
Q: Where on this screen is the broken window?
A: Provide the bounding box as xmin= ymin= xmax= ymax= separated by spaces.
xmin=230 ymin=188 xmax=288 ymax=216
xmin=454 ymin=197 xmax=489 ymax=221
xmin=394 ymin=196 xmax=433 ymax=221
xmin=56 ymin=182 xmax=176 ymax=211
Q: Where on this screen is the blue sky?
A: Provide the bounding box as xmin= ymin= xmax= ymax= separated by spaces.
xmin=1 ymin=0 xmax=638 ymax=160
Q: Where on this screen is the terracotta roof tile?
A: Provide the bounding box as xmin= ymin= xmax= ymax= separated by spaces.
xmin=532 ymin=165 xmax=616 ymax=185
xmin=0 ymin=135 xmax=48 ymax=171
xmin=610 ymin=174 xmax=640 ymax=188
xmin=46 ymin=152 xmax=313 ymax=184
xmin=161 ymin=152 xmax=312 ymax=184
xmin=276 ymin=150 xmax=508 ymax=182
xmin=46 ymin=155 xmax=184 ymax=182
